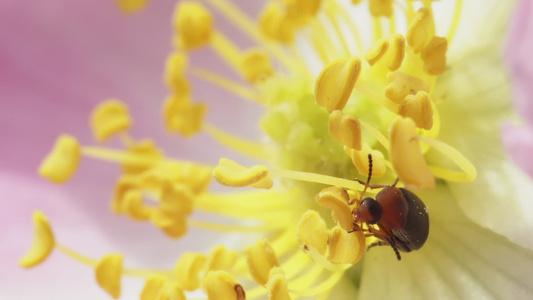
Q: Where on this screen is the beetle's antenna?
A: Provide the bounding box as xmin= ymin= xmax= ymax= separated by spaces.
xmin=359 ymin=154 xmax=373 ymax=200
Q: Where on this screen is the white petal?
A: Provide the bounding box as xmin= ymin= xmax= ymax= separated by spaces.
xmin=357 ymin=187 xmax=533 ymax=300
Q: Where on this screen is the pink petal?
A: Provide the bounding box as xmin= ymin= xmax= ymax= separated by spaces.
xmin=504 ymin=0 xmax=533 ymax=176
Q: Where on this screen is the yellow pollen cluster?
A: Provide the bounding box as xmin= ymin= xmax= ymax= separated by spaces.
xmin=25 ymin=0 xmax=479 ymax=299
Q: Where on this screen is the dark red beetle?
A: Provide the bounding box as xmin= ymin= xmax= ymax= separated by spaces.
xmin=351 ymin=154 xmax=429 ymax=260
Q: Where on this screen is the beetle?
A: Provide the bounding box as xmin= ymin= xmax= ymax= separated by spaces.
xmin=350 ymin=154 xmax=429 ymax=260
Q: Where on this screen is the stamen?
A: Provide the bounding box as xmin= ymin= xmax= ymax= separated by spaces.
xmin=315 ymin=187 xmax=353 ymax=231
xmin=328 ymin=110 xmax=363 ymax=150
xmin=369 ymin=0 xmax=393 ymax=18
xmin=173 ymin=1 xmax=213 ymax=50
xmin=269 ymin=168 xmax=369 ymax=191
xmin=204 ymin=123 xmax=269 ymax=160
xmin=345 ymin=143 xmax=387 ymax=178
xmin=383 ymin=34 xmax=406 ymax=71
xmin=165 ymin=51 xmax=190 ymax=95
xmin=150 ymin=281 xmax=186 ymax=300
xmin=330 ymin=0 xmax=365 ymax=54
xmin=385 ymin=71 xmax=430 ymax=105
xmin=325 ymin=5 xmax=352 ymax=58
xmin=174 ymin=252 xmax=206 ymax=291
xmin=204 ymin=0 xmax=303 ymax=73
xmin=151 ymin=210 xmax=188 ymax=238
xmin=245 ymin=238 xmax=281 ymax=286
xmin=260 ymin=2 xmax=297 ymax=44
xmin=389 ymin=117 xmax=435 ymax=189
xmin=240 ymin=48 xmax=274 ymax=83
xmin=296 ymin=210 xmax=329 ymax=254
xmin=140 ymin=275 xmax=167 ymax=300
xmin=314 ymin=57 xmax=362 ymax=113
xmin=190 ymin=67 xmax=261 ymax=103
xmin=95 ymin=253 xmax=123 ymax=299
xmin=39 ymin=134 xmax=81 ymax=183
xmin=365 ymin=38 xmax=390 ymax=66
xmin=188 ymin=219 xmax=282 ymax=232
xmin=398 ymin=91 xmax=434 ymax=130
xmin=327 ymin=226 xmax=365 ymax=264
xmin=204 ymin=270 xmax=246 ymax=300
xmin=417 ymin=136 xmax=477 ymax=182
xmin=292 ymin=269 xmax=344 ymax=297
xmin=206 ymin=245 xmax=239 ymax=271
xmin=354 ymin=83 xmax=398 ymax=112
xmin=447 ymin=0 xmax=464 ymax=44
xmin=213 ymin=158 xmax=273 ymax=189
xmin=266 ymin=267 xmax=291 ymax=300
xmin=116 ymin=0 xmax=147 ymax=13
xmin=19 ymin=211 xmax=55 ymax=268
xmin=209 ymin=30 xmax=247 ymax=73
xmin=301 ymin=245 xmax=351 ymax=272
xmin=90 ymin=100 xmax=132 ymax=142
xmin=359 ymin=120 xmax=391 ymax=150
xmin=421 ymin=36 xmax=448 ymax=75
xmin=163 ymin=96 xmax=207 ymax=137
xmin=406 ymin=7 xmax=434 ymax=53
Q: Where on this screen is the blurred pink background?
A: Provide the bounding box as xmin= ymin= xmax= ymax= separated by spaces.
xmin=0 ymin=0 xmax=263 ymax=298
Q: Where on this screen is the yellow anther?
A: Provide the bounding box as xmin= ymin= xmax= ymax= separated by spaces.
xmin=116 ymin=0 xmax=148 ymax=13
xmin=174 ymin=252 xmax=207 ymax=291
xmin=315 ymin=187 xmax=353 ymax=232
xmin=155 ymin=282 xmax=187 ymax=300
xmin=329 ymin=110 xmax=363 ymax=150
xmin=389 ymin=117 xmax=435 ymax=189
xmin=95 ymin=253 xmax=123 ymax=299
xmin=165 ymin=52 xmax=190 ymax=95
xmin=369 ymin=0 xmax=393 ymax=17
xmin=365 ymin=38 xmax=389 ymax=66
xmin=160 ymin=181 xmax=195 ymax=216
xmin=385 ymin=71 xmax=430 ymax=104
xmin=204 ymin=270 xmax=246 ymax=300
xmin=163 ymin=96 xmax=207 ymax=137
xmin=266 ymin=267 xmax=291 ymax=300
xmin=111 ymin=176 xmax=139 ymax=214
xmin=206 ymin=245 xmax=238 ymax=271
xmin=345 ymin=143 xmax=386 ymax=178
xmin=352 ymin=0 xmax=363 ymax=4
xmin=245 ymin=238 xmax=281 ymax=286
xmin=327 ymin=226 xmax=365 ymax=264
xmin=383 ymin=34 xmax=405 ymax=71
xmin=173 ymin=1 xmax=213 ymax=50
xmin=296 ymin=210 xmax=329 ymax=255
xmin=90 ymin=100 xmax=132 ymax=142
xmin=213 ymin=158 xmax=273 ymax=189
xmin=151 ymin=210 xmax=188 ymax=238
xmin=140 ymin=275 xmax=166 ymax=300
xmin=315 ymin=57 xmax=361 ymax=113
xmin=398 ymin=91 xmax=434 ymax=130
xmin=19 ymin=211 xmax=55 ymax=268
xmin=38 ymin=134 xmax=81 ymax=183
xmin=122 ymin=139 xmax=163 ymax=175
xmin=406 ymin=8 xmax=434 ymax=53
xmin=284 ymin=0 xmax=322 ymax=18
xmin=123 ymin=189 xmax=153 ymax=221
xmin=240 ymin=48 xmax=274 ymax=83
xmin=421 ymin=36 xmax=448 ymax=75
xmin=259 ymin=2 xmax=296 ymax=43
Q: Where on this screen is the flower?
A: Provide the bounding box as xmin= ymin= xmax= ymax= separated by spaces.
xmin=16 ymin=0 xmax=533 ymax=299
